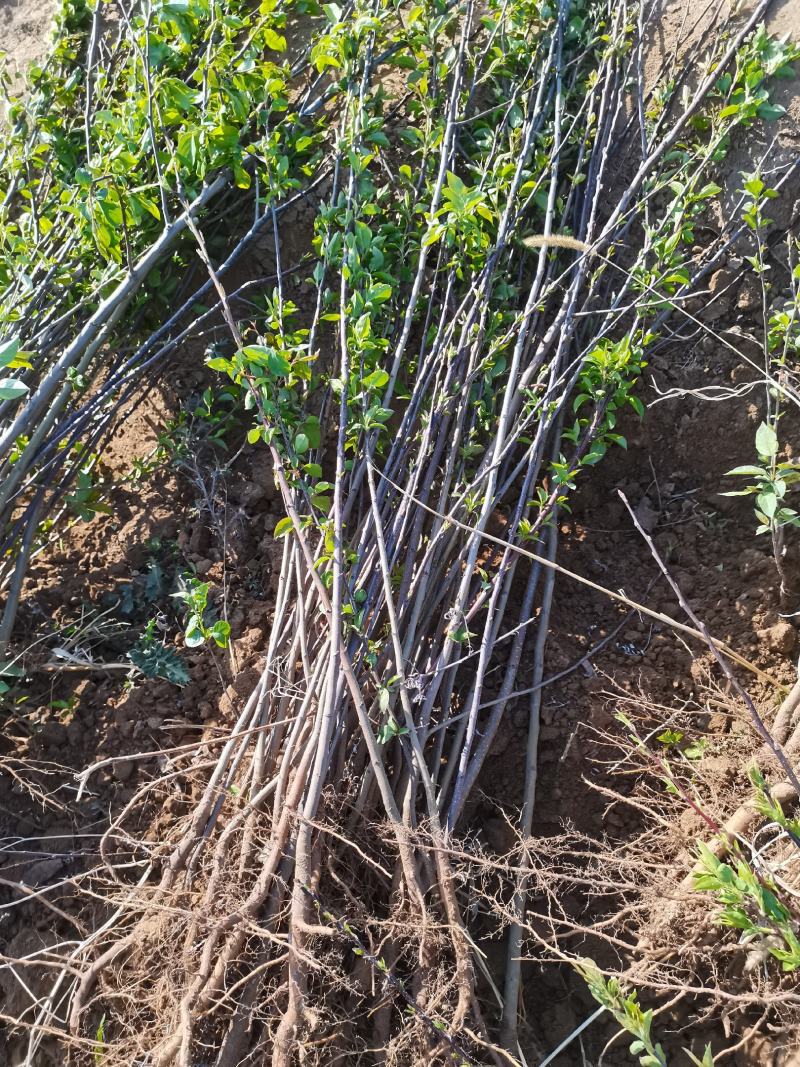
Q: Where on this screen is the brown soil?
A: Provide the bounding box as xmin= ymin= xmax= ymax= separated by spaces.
xmin=2 ymin=2 xmax=800 ymax=1066
xmin=476 ymin=334 xmax=800 ymax=1064
xmin=470 ymin=2 xmax=800 ymax=1060
xmin=0 ymin=0 xmax=55 ymax=87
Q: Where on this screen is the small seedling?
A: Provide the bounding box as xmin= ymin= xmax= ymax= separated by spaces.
xmin=172 ymin=576 xmax=231 ymax=649
xmin=575 ymin=959 xmax=714 ymax=1067
xmin=128 ymin=618 xmax=189 ymax=686
xmin=722 ymin=421 xmax=800 ymax=601
xmin=694 ymin=841 xmax=800 ymax=973
xmin=93 ymin=1013 xmax=106 ymax=1065
xmin=49 ymin=694 xmax=79 ymax=718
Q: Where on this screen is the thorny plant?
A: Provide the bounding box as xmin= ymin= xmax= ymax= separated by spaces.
xmin=2 ymin=0 xmax=800 ymax=1065
xmin=128 ymin=616 xmax=191 ymax=685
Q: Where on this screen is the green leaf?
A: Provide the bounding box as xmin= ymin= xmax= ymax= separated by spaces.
xmin=209 ymin=620 xmax=231 ymax=648
xmin=274 ymin=516 xmax=294 ymax=538
xmin=697 ymin=182 xmax=722 ymax=198
xmin=757 ymin=103 xmax=786 ymax=122
xmin=0 ymin=377 xmax=29 ymax=401
xmin=368 ymin=282 xmax=392 ymax=304
xmin=184 ymin=617 xmax=206 ymax=648
xmin=657 ymin=729 xmax=683 ymax=746
xmin=129 ymin=641 xmax=189 ymax=686
xmin=366 ymin=130 xmax=390 ymax=148
xmin=302 ymin=416 xmax=322 ymax=449
xmin=362 ymin=368 xmax=389 ymax=391
xmin=421 ymin=223 xmax=444 ymax=247
xmin=241 ymin=345 xmax=291 ymax=376
xmin=755 ymin=421 xmax=778 ymax=459
xmin=683 ymin=738 xmax=708 ymax=760
xmin=294 ymin=432 xmax=310 ymax=454
xmin=725 ymin=465 xmax=767 ymax=477
xmin=757 ymin=488 xmax=778 ymax=518
xmin=310 ymin=494 xmax=331 ymax=513
xmin=377 ymin=722 xmax=392 ymax=744
xmin=685 ymin=1040 xmax=715 ymax=1065
xmin=262 ymin=28 xmax=286 ymax=51
xmin=449 ymin=625 xmax=473 ymax=643
xmin=0 ymin=337 xmax=20 ymax=367
xmin=389 ymin=53 xmax=418 ymax=69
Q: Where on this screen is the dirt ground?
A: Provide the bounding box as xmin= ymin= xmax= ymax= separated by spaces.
xmin=0 ymin=0 xmax=55 ymax=76
xmin=2 ymin=2 xmax=800 ymax=1066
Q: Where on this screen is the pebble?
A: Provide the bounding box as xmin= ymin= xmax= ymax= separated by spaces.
xmin=707 ymin=711 xmax=729 ymax=734
xmin=736 ymin=277 xmax=760 ymax=311
xmin=708 ymin=267 xmax=735 ymax=295
xmin=634 ymin=496 xmax=659 ymax=534
xmin=762 ymin=621 xmax=797 ymax=656
xmin=112 ymin=759 xmax=134 ymax=782
xmin=702 ymin=268 xmax=735 ymax=321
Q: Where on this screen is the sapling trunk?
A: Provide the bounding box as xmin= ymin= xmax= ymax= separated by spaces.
xmin=6 ymin=1 xmax=797 ymax=1062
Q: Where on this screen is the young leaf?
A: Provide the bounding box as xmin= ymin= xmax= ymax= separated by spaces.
xmin=274 ymin=517 xmax=294 ymax=538
xmin=209 ymin=620 xmax=231 ymax=648
xmin=263 ymin=27 xmax=286 ymax=51
xmin=757 ymin=102 xmax=786 ymax=122
xmin=725 ymin=465 xmax=767 ymax=478
xmin=755 ymin=421 xmax=778 ymax=459
xmin=0 ymin=337 xmax=20 ymax=367
xmin=241 ymin=345 xmax=291 ymax=376
xmin=363 ymin=368 xmax=389 ymax=391
xmin=0 ymin=377 xmax=29 ymax=401
xmin=184 ymin=617 xmax=206 ymax=648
